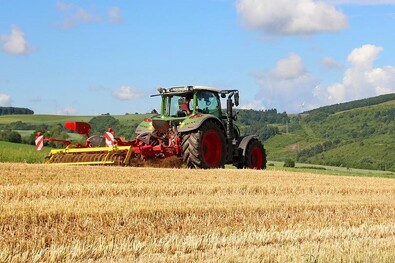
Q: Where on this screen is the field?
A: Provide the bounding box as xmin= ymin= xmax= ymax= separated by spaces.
xmin=1 ymin=163 xmax=394 ymax=262
xmin=0 ymin=141 xmax=50 ymax=163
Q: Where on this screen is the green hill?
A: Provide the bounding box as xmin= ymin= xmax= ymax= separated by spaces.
xmin=302 ymin=93 xmax=395 ymax=115
xmin=265 ymin=94 xmax=395 ymax=171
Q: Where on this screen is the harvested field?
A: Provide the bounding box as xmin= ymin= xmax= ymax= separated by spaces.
xmin=1 ymin=163 xmax=395 ymax=262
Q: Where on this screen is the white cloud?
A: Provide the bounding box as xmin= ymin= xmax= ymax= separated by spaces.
xmin=57 ymin=6 xmax=101 ymax=29
xmin=240 ymin=100 xmax=266 ymax=110
xmin=325 ymin=0 xmax=395 ymax=5
xmin=54 ymin=107 xmax=78 ymax=115
xmin=0 ymin=25 xmax=33 ymax=55
xmin=0 ymin=93 xmax=12 ymax=106
xmin=75 ymin=8 xmax=99 ymax=23
xmin=236 ymin=0 xmax=348 ymax=35
xmin=108 ymin=7 xmax=123 ymax=24
xmin=56 ymin=1 xmax=123 ymax=29
xmin=366 ymin=66 xmax=395 ymax=95
xmin=56 ymin=2 xmax=123 ymax=29
xmin=347 ymin=44 xmax=383 ymax=69
xmin=113 ymin=86 xmax=145 ymax=100
xmin=320 ymin=57 xmax=344 ymax=70
xmin=326 ymin=83 xmax=346 ymax=103
xmin=316 ymin=44 xmax=395 ymax=104
xmin=56 ymin=1 xmax=72 ymax=10
xmin=254 ymin=53 xmax=319 ymax=112
xmin=271 ymin=53 xmax=306 ymax=79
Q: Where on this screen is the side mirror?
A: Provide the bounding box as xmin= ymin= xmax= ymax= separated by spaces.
xmin=234 ymin=93 xmax=239 ymax=107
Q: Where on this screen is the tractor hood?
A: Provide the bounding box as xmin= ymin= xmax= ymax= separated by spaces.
xmin=135 ymin=113 xmax=223 ymax=134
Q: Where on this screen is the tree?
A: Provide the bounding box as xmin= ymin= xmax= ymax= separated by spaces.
xmin=284 ymin=159 xmax=295 ymax=168
xmin=0 ymin=130 xmax=22 ymax=143
xmin=0 ymin=107 xmax=34 ymax=115
xmin=45 ymin=124 xmax=69 ymax=148
xmin=8 ymin=131 xmax=22 ymax=143
xmin=89 ymin=115 xmax=120 ymax=135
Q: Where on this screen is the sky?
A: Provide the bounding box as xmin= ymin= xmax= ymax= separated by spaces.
xmin=1 ymin=0 xmax=395 ymax=115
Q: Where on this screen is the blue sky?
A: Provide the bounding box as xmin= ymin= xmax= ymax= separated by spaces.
xmin=1 ymin=0 xmax=395 ymax=115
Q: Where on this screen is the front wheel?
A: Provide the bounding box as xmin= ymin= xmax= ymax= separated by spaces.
xmin=236 ymin=138 xmax=267 ymax=169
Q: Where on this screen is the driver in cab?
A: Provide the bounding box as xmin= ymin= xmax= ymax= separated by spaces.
xmin=180 ymin=95 xmax=192 ymax=115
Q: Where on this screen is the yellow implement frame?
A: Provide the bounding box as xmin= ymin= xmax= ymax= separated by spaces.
xmin=46 ymin=145 xmax=133 ymax=165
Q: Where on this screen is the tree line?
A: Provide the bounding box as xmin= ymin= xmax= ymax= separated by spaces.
xmin=237 ymin=109 xmax=289 ymax=125
xmin=303 ymin=93 xmax=395 ymax=115
xmin=0 ymin=107 xmax=34 ymax=115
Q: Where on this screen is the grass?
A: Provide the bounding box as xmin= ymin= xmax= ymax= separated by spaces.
xmin=0 ymin=141 xmax=50 ymax=163
xmin=268 ymin=161 xmax=395 ymax=179
xmin=14 ymin=129 xmax=35 ymax=137
xmin=0 ymin=163 xmax=394 ymax=262
xmin=264 ymin=133 xmax=301 ymax=161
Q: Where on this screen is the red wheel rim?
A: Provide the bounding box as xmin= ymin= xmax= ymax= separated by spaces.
xmin=250 ymin=146 xmax=263 ymax=169
xmin=201 ymin=131 xmax=222 ymax=167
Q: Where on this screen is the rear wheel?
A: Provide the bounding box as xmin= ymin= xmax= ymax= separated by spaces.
xmin=182 ymin=121 xmax=225 ymax=169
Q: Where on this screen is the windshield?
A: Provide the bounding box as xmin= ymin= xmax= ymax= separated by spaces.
xmin=162 ymin=90 xmax=222 ymax=117
xmin=197 ymin=91 xmax=221 ymax=116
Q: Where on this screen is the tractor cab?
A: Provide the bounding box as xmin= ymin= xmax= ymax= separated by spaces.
xmin=158 ymin=86 xmax=223 ymax=119
xmin=136 ymin=86 xmax=240 ymax=135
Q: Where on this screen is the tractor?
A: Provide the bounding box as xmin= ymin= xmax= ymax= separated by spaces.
xmin=40 ymin=86 xmax=267 ymax=169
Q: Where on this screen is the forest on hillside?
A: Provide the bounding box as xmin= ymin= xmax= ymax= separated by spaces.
xmin=0 ymin=107 xmax=34 ymax=115
xmin=264 ymin=97 xmax=395 ymax=171
xmin=236 ymin=109 xmax=289 ymax=141
xmin=303 ymin=93 xmax=395 ymax=115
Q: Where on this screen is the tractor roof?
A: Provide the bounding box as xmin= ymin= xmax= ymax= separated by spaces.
xmin=151 ymin=85 xmax=238 ymax=97
xmin=159 ymin=85 xmax=220 ymax=94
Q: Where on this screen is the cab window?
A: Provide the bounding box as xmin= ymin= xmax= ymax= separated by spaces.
xmin=197 ymin=91 xmax=221 ymax=117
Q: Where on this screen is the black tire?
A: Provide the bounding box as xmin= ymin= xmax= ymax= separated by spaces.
xmin=236 ymin=138 xmax=267 ymax=169
xmin=182 ymin=121 xmax=226 ymax=169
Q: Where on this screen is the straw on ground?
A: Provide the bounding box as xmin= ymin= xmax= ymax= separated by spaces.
xmin=1 ymin=163 xmax=394 ymax=262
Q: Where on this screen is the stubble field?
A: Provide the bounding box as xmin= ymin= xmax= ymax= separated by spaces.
xmin=0 ymin=163 xmax=394 ymax=262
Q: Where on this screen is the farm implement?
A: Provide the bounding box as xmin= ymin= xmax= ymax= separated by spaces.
xmin=37 ymin=86 xmax=267 ymax=169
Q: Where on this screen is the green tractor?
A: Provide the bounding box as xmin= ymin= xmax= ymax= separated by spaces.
xmin=135 ymin=85 xmax=267 ymax=169
xmin=41 ymin=85 xmax=266 ymax=169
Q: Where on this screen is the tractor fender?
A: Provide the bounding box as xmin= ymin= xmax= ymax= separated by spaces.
xmin=177 ymin=114 xmax=225 ymax=133
xmin=238 ymin=135 xmax=258 ymax=157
